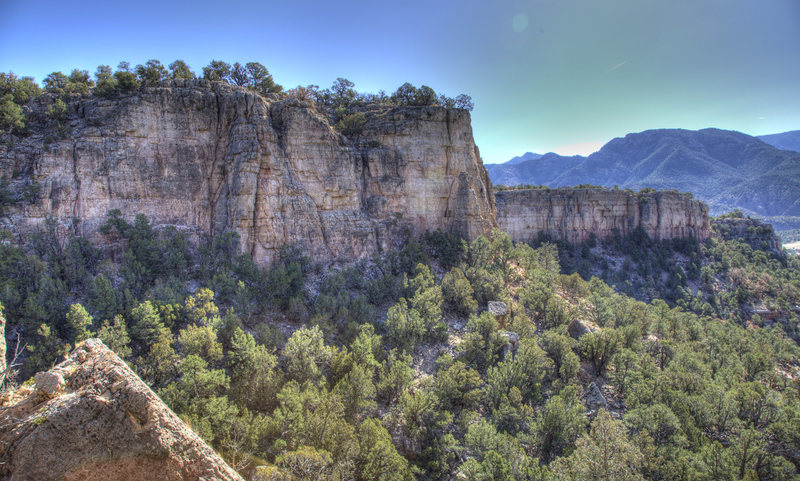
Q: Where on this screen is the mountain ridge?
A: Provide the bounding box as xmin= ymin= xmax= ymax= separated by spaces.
xmin=758 ymin=130 xmax=800 ymax=153
xmin=487 ymin=128 xmax=800 ymax=229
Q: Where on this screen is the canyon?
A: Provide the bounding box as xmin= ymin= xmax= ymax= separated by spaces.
xmin=0 ymin=82 xmax=717 ymax=265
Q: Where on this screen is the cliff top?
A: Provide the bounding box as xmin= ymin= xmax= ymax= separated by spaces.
xmin=0 ymin=339 xmax=243 ymax=481
xmin=494 ymin=184 xmax=698 ymax=201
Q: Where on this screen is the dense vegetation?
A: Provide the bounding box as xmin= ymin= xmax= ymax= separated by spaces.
xmin=535 ymin=219 xmax=799 ymax=342
xmin=0 ymin=61 xmax=473 ymax=137
xmin=1 ymin=210 xmax=799 ymax=480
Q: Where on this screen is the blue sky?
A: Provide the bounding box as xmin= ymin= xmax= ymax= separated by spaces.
xmin=2 ymin=0 xmax=798 ymax=163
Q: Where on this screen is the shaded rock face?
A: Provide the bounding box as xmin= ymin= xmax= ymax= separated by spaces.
xmin=0 ymin=80 xmax=496 ymax=264
xmin=495 ymin=188 xmax=710 ymax=245
xmin=0 ymin=339 xmax=243 ymax=481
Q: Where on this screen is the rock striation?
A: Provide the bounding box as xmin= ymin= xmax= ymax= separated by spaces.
xmin=0 ymin=80 xmax=495 ymax=264
xmin=495 ymin=188 xmax=710 ymax=245
xmin=0 ymin=339 xmax=244 ymax=481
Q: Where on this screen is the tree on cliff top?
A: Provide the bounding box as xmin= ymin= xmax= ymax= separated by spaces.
xmin=168 ymin=60 xmax=196 ymax=80
xmin=230 ymin=62 xmax=282 ymax=94
xmin=203 ymin=60 xmax=232 ymax=83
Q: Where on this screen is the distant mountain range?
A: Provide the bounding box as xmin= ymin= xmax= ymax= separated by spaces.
xmin=505 ymin=152 xmax=543 ymax=165
xmin=486 ymin=129 xmax=800 ymax=230
xmin=758 ymin=130 xmax=800 ymax=153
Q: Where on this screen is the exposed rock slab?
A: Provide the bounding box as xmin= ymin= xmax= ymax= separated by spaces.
xmin=495 ymin=188 xmax=710 ymax=245
xmin=0 ymin=81 xmax=495 ymax=264
xmin=0 ymin=339 xmax=243 ymax=481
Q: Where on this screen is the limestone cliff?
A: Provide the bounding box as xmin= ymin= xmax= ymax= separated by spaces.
xmin=0 ymin=80 xmax=496 ymax=264
xmin=495 ymin=188 xmax=710 ymax=244
xmin=0 ymin=339 xmax=243 ymax=481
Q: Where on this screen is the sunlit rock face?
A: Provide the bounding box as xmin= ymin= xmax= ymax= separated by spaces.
xmin=495 ymin=188 xmax=710 ymax=244
xmin=0 ymin=339 xmax=244 ymax=481
xmin=0 ymin=80 xmax=496 ymax=264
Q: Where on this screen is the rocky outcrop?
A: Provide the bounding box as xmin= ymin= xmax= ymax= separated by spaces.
xmin=0 ymin=80 xmax=495 ymax=264
xmin=495 ymin=188 xmax=710 ymax=245
xmin=0 ymin=339 xmax=243 ymax=481
xmin=712 ymin=217 xmax=783 ymax=256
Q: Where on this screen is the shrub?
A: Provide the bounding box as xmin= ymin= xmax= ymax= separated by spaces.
xmin=335 ymin=112 xmax=366 ymax=136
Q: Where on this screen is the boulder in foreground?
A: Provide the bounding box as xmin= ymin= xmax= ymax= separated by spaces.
xmin=0 ymin=339 xmax=243 ymax=481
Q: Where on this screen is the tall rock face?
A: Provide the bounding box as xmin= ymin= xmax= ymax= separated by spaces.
xmin=495 ymin=188 xmax=710 ymax=244
xmin=0 ymin=339 xmax=243 ymax=481
xmin=0 ymin=80 xmax=496 ymax=264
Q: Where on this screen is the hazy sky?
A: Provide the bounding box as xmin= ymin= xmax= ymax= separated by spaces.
xmin=2 ymin=0 xmax=798 ymax=162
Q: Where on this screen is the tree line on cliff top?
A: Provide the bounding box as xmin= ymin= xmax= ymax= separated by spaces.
xmin=0 ymin=59 xmax=473 ymax=134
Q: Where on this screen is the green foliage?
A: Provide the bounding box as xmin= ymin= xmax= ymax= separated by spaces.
xmin=335 ymin=111 xmax=366 ymax=136
xmin=458 ymin=311 xmax=504 ymax=372
xmin=47 ymin=98 xmax=67 ymax=121
xmin=485 ymin=337 xmax=552 ymax=407
xmin=551 ymin=409 xmax=644 ymax=480
xmin=93 ymin=65 xmax=117 ymax=97
xmin=135 ymin=59 xmax=168 ymax=86
xmin=442 ymin=266 xmax=478 ymax=316
xmin=357 ymin=418 xmax=415 ymax=481
xmin=541 ymin=331 xmax=580 ymax=382
xmin=434 ymin=360 xmax=484 ymax=410
xmin=385 ymin=263 xmax=445 ymax=351
xmin=534 ymin=385 xmax=587 ymax=461
xmin=0 ymin=94 xmax=25 ymax=133
xmin=43 ymin=71 xmax=69 ymax=95
xmin=24 ymin=323 xmax=68 ymax=373
xmin=65 ymin=303 xmax=92 ymax=344
xmin=96 ymin=315 xmax=132 ymax=359
xmin=0 ymin=72 xmax=41 ymax=104
xmin=334 ymin=363 xmax=377 ymax=421
xmin=203 ymin=60 xmax=232 ymax=82
xmin=230 ymin=62 xmax=282 ymax=94
xmin=579 ymin=327 xmax=621 ymax=376
xmin=178 ymin=323 xmax=223 ymax=363
xmin=377 ymin=349 xmax=413 ymax=402
xmin=283 ymin=326 xmax=334 ymax=385
xmin=66 ymin=69 xmax=93 ymax=94
xmin=391 ymin=83 xmax=440 ymax=107
xmin=227 ymin=327 xmax=280 ymax=412
xmin=113 ymin=62 xmax=140 ymax=91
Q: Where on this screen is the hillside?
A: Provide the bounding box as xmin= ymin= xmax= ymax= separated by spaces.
xmin=2 ymin=65 xmax=799 ymax=481
xmin=759 ymin=130 xmax=800 ymax=153
xmin=487 ymin=128 xmax=800 ymax=229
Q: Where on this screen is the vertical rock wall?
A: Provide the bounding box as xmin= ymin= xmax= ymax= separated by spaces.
xmin=495 ymin=188 xmax=710 ymax=244
xmin=0 ymin=81 xmax=496 ymax=264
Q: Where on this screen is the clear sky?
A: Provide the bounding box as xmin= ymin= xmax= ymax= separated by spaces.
xmin=1 ymin=0 xmax=798 ymax=163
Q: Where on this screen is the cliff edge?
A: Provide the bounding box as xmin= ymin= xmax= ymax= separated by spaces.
xmin=495 ymin=188 xmax=710 ymax=244
xmin=0 ymin=339 xmax=243 ymax=481
xmin=0 ymin=80 xmax=496 ymax=264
